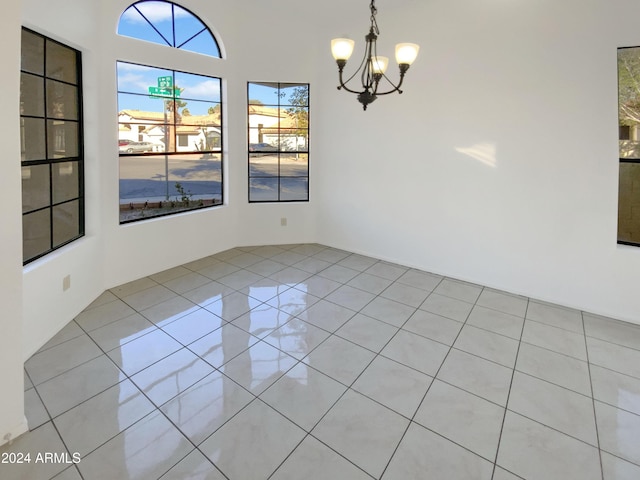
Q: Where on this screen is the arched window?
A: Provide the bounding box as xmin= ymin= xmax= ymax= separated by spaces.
xmin=118 ymin=0 xmax=221 ymax=58
xmin=116 ymin=1 xmax=224 ymax=223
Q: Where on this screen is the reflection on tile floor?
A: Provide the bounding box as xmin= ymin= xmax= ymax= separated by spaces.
xmin=4 ymin=244 xmax=640 ymax=479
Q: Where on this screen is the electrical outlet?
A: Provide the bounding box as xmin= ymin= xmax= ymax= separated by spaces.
xmin=63 ymin=275 xmax=71 ymax=291
xmin=281 ymin=217 xmax=287 ymax=226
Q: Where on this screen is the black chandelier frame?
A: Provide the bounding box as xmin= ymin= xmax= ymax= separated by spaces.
xmin=334 ymin=0 xmax=413 ymax=110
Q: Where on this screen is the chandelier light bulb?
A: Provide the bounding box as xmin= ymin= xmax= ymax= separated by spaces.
xmin=395 ymin=43 xmax=420 ymax=66
xmin=371 ymin=56 xmax=389 ymax=74
xmin=331 ymin=38 xmax=355 ymax=61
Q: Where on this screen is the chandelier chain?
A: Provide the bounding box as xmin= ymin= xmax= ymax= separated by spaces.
xmin=370 ymin=0 xmax=379 ymax=35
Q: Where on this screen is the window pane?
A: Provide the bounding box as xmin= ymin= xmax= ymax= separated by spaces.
xmin=133 ymin=1 xmax=175 ymax=45
xmin=47 ymin=120 xmax=78 ymax=159
xmin=180 ymin=31 xmax=221 ymax=58
xmin=280 ymin=178 xmax=308 ymax=201
xmin=177 ymin=100 xmax=221 ymax=120
xmin=117 ymin=67 xmax=222 ymax=159
xmin=21 ymin=73 xmax=44 ymax=116
xmin=46 ymin=41 xmax=77 ymax=84
xmin=119 ymin=152 xmax=222 ymax=223
xmin=250 ymin=178 xmax=279 ymax=202
xmin=175 ymin=73 xmax=221 ymax=102
xmin=118 ymin=5 xmax=170 ymax=46
xmin=174 ymin=127 xmax=201 ymax=151
xmin=120 ymin=154 xmax=168 ymax=203
xmin=279 ymin=129 xmax=308 ymax=152
xmin=21 ymin=30 xmax=44 ymax=75
xmin=173 ymin=5 xmax=205 ymax=46
xmin=619 ymin=47 xmax=640 ymax=159
xmin=47 ymin=80 xmax=78 ymax=120
xmin=117 ymin=63 xmax=174 ymax=96
xmin=168 ymin=153 xmax=222 ymax=193
xmin=281 ymin=106 xmax=309 ymax=124
xmin=21 ymin=117 xmax=46 ymax=161
xmin=250 ymin=153 xmax=279 ymax=177
xmin=249 ymin=128 xmax=278 ymax=146
xmin=280 ymin=84 xmax=309 ymax=107
xmin=119 ymin=140 xmax=163 ymax=153
xmin=175 ymin=125 xmax=221 ymax=152
xmin=52 ymin=161 xmax=79 ymax=203
xmin=118 ymin=92 xmax=168 ymax=118
xmin=22 ymin=165 xmax=50 ymax=213
xmin=248 ymin=83 xmax=280 ymax=106
xmin=280 ymin=154 xmax=308 ymax=177
xmin=23 ymin=209 xmax=50 ymax=263
xmin=53 ymin=200 xmax=80 ymax=247
xmin=619 ymin=162 xmax=640 ymax=243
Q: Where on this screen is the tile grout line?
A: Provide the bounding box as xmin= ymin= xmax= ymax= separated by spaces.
xmin=489 ymin=297 xmax=529 ymax=480
xmin=20 ymin=247 xmax=410 ymax=479
xmin=377 ymin=276 xmax=480 ymax=479
xmin=178 ymin=245 xmax=374 ymax=479
xmin=251 ymin=247 xmax=386 ymax=479
xmin=264 ymin=250 xmax=435 ymax=479
xmin=21 ymin=244 xmax=640 ymax=479
xmin=582 ymin=311 xmax=605 ymax=480
xmin=48 ymin=312 xmax=235 ymax=479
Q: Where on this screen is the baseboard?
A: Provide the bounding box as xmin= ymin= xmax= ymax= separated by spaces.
xmin=0 ymin=416 xmax=29 ymax=447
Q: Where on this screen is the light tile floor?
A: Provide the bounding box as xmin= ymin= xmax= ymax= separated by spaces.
xmin=4 ymin=244 xmax=640 ymax=479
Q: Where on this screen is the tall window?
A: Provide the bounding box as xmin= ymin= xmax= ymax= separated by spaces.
xmin=618 ymin=47 xmax=640 ymax=246
xmin=117 ymin=1 xmax=223 ymax=223
xmin=20 ymin=28 xmax=84 ymax=264
xmin=248 ymin=82 xmax=309 ymax=202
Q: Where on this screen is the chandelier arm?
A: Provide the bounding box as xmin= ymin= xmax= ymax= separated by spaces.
xmin=342 ymin=47 xmax=369 ymax=89
xmin=360 ymin=30 xmax=377 ymax=92
xmin=367 ymin=28 xmax=379 ymax=96
xmin=374 ymin=71 xmax=406 ymax=96
xmin=338 ymin=74 xmax=369 ymax=95
xmin=336 ymin=36 xmax=371 ymax=94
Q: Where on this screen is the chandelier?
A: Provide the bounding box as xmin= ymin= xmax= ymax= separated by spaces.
xmin=331 ymin=0 xmax=419 ymax=110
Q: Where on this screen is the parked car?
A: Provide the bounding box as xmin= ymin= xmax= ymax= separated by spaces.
xmin=249 ymin=142 xmax=278 ymax=153
xmin=119 ymin=141 xmax=155 ymax=153
xmin=118 ymin=139 xmax=132 ymax=147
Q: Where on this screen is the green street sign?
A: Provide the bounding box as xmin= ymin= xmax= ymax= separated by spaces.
xmin=148 ymin=86 xmax=180 ymax=98
xmin=158 ymin=76 xmax=173 ymax=88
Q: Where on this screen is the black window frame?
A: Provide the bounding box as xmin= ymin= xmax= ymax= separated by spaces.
xmin=247 ymin=82 xmax=310 ymax=203
xmin=20 ymin=27 xmax=85 ymax=265
xmin=117 ymin=61 xmax=224 ymax=224
xmin=118 ymin=0 xmax=221 ymax=58
xmin=617 ymin=45 xmax=640 ymax=247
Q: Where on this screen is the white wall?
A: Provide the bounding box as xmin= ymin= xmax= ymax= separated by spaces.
xmin=15 ymin=0 xmax=640 ymax=396
xmin=315 ymin=0 xmax=640 ymax=324
xmin=21 ymin=0 xmax=106 ymax=358
xmin=100 ymin=0 xmax=318 ymax=288
xmin=0 ymin=0 xmax=28 ymax=446
xmin=18 ymin=0 xmax=322 ymax=360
